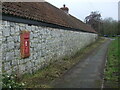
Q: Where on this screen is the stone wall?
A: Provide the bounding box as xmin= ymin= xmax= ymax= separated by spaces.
xmin=0 ymin=20 xmax=2 ymax=89
xmin=1 ymin=20 xmax=98 ymax=75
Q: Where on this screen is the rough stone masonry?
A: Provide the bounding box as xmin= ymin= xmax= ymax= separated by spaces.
xmin=1 ymin=20 xmax=98 ymax=75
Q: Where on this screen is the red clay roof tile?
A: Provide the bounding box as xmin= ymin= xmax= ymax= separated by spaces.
xmin=2 ymin=2 xmax=96 ymax=33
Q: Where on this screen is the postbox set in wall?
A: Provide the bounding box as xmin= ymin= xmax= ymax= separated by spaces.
xmin=20 ymin=30 xmax=30 ymax=58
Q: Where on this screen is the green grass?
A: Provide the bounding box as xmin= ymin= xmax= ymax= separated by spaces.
xmin=19 ymin=37 xmax=106 ymax=88
xmin=104 ymin=37 xmax=120 ymax=88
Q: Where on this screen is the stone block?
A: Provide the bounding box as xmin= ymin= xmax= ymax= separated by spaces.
xmin=30 ymin=33 xmax=34 ymax=40
xmin=14 ymin=50 xmax=20 ymax=57
xmin=2 ymin=21 xmax=8 ymax=25
xmin=15 ymin=25 xmax=19 ymax=32
xmin=19 ymin=64 xmax=25 ymax=74
xmin=14 ymin=43 xmax=20 ymax=49
xmin=4 ymin=62 xmax=11 ymax=71
xmin=34 ymin=34 xmax=38 ymax=38
xmin=13 ymin=36 xmax=18 ymax=42
xmin=19 ymin=60 xmax=24 ymax=64
xmin=2 ymin=44 xmax=7 ymax=52
xmin=10 ymin=27 xmax=15 ymax=35
xmin=12 ymin=60 xmax=17 ymax=66
xmin=2 ymin=27 xmax=10 ymax=36
xmin=26 ymin=26 xmax=31 ymax=30
xmin=10 ymin=22 xmax=15 ymax=27
xmin=2 ymin=37 xmax=6 ymax=42
xmin=7 ymin=36 xmax=13 ymax=42
xmin=6 ymin=52 xmax=14 ymax=61
xmin=7 ymin=41 xmax=14 ymax=50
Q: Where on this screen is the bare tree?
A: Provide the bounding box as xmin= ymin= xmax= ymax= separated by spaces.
xmin=85 ymin=11 xmax=102 ymax=34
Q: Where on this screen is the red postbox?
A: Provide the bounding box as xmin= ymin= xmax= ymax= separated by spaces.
xmin=20 ymin=30 xmax=30 ymax=58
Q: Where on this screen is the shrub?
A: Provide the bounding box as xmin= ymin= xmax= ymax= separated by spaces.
xmin=2 ymin=74 xmax=25 ymax=88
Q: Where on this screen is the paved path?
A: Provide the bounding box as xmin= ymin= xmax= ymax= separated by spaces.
xmin=51 ymin=40 xmax=111 ymax=88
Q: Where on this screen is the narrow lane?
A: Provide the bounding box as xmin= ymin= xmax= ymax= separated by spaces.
xmin=51 ymin=40 xmax=111 ymax=88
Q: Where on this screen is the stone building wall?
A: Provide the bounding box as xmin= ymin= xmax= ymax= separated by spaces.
xmin=1 ymin=20 xmax=98 ymax=75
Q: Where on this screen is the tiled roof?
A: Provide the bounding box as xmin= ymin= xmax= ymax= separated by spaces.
xmin=2 ymin=2 xmax=96 ymax=33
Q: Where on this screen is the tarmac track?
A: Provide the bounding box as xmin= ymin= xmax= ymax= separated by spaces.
xmin=50 ymin=40 xmax=111 ymax=88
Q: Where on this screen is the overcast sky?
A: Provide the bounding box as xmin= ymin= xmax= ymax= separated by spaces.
xmin=46 ymin=0 xmax=119 ymax=22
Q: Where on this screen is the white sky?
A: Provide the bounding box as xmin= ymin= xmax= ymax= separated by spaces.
xmin=46 ymin=0 xmax=119 ymax=22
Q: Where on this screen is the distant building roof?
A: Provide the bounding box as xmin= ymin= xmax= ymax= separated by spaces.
xmin=2 ymin=2 xmax=96 ymax=33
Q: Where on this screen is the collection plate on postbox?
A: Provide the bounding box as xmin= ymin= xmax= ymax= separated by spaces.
xmin=20 ymin=30 xmax=30 ymax=58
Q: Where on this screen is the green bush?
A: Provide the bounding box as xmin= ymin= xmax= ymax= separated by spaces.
xmin=2 ymin=74 xmax=25 ymax=88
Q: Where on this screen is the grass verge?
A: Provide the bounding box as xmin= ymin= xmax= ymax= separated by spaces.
xmin=104 ymin=37 xmax=120 ymax=88
xmin=19 ymin=37 xmax=106 ymax=88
